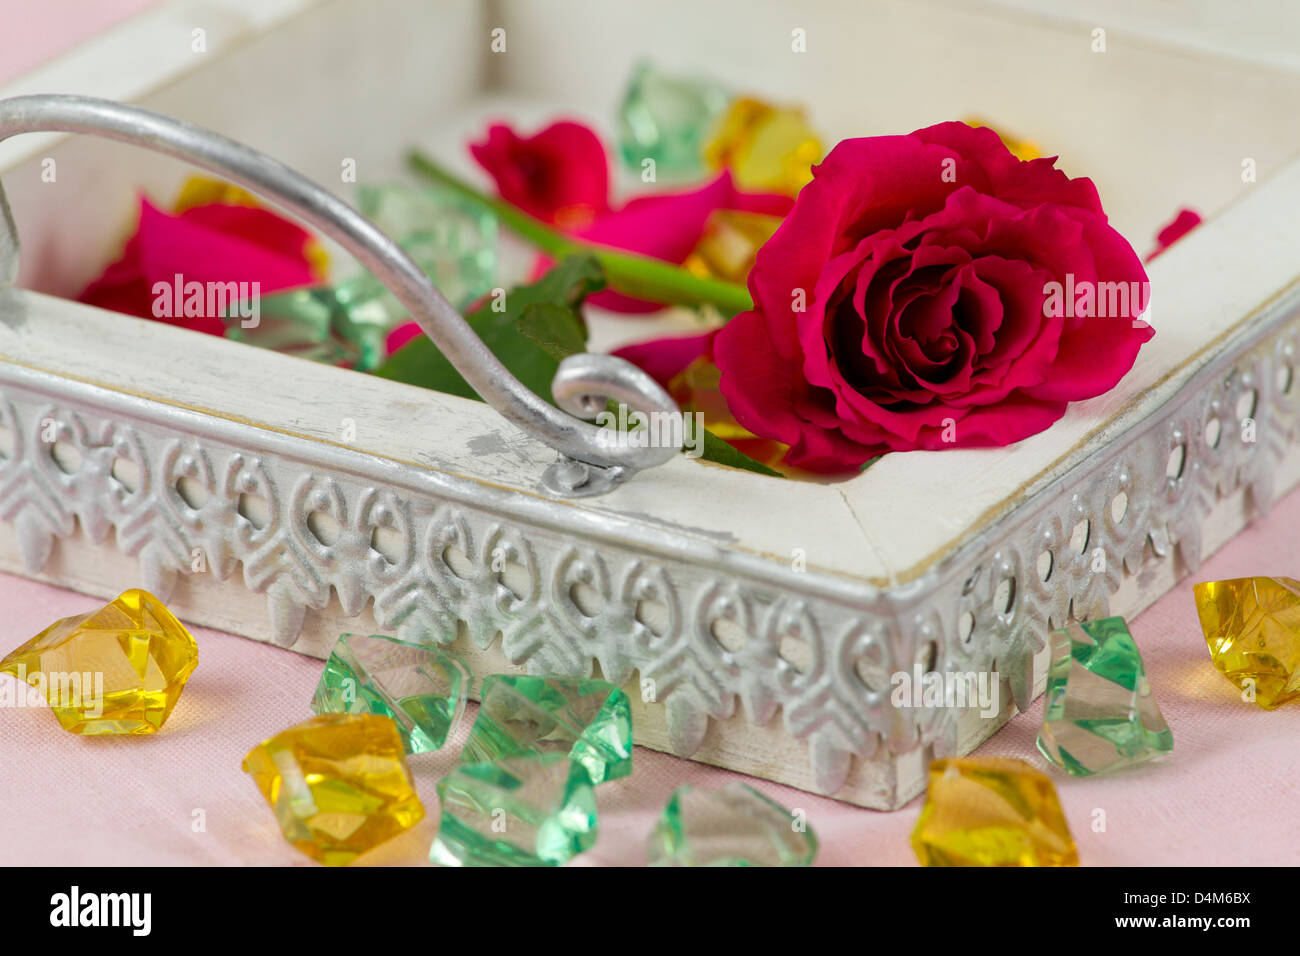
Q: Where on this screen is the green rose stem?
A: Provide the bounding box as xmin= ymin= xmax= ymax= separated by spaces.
xmin=407 ymin=150 xmax=754 ymax=315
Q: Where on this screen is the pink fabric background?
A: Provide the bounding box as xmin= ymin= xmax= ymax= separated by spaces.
xmin=0 ymin=487 xmax=1297 ymax=866
xmin=0 ymin=0 xmax=164 ymax=87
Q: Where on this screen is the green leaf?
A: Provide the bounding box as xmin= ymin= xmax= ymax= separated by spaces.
xmin=373 ymin=255 xmax=604 ymax=400
xmin=694 ymin=427 xmax=784 ymax=477
xmin=517 ymin=302 xmax=588 ymax=360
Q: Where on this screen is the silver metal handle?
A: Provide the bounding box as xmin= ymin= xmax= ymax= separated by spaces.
xmin=0 ymin=95 xmax=682 ymax=496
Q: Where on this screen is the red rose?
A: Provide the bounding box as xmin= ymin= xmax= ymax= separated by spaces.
xmin=470 ymin=121 xmax=610 ymax=228
xmin=714 ymin=122 xmax=1153 ymax=471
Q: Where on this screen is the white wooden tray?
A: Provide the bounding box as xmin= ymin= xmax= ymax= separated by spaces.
xmin=4 ymin=0 xmax=1300 ymax=809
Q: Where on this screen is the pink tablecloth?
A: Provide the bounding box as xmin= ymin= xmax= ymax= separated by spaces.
xmin=1 ymin=492 xmax=1298 ymax=866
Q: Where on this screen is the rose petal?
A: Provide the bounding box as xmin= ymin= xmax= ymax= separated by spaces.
xmin=913 ymin=122 xmax=1105 ymax=216
xmin=611 ymin=329 xmax=717 ymax=387
xmin=470 ymin=120 xmax=611 ymax=225
xmin=386 ymin=321 xmax=423 ymax=354
xmin=1146 ymin=208 xmax=1203 ymax=262
xmin=716 ymin=309 xmax=822 ymax=449
xmin=80 ymin=198 xmax=319 ymax=336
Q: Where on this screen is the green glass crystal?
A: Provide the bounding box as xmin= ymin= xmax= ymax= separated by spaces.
xmin=310 ymin=633 xmax=469 ymax=754
xmin=617 ymin=60 xmax=729 ymax=177
xmin=461 ymin=675 xmax=632 ymax=784
xmin=648 ymin=782 xmax=817 ymax=867
xmin=429 ymin=753 xmax=597 ymax=867
xmin=1036 ymin=617 xmax=1173 ymax=776
xmin=226 ymin=286 xmax=364 ymax=366
xmin=226 ymin=182 xmax=497 ymax=369
xmin=357 ymin=182 xmax=498 ymax=314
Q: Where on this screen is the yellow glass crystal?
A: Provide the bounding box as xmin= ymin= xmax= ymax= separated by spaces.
xmin=703 ymin=97 xmax=822 ymax=196
xmin=684 ymin=209 xmax=783 ymax=284
xmin=0 ymin=588 xmax=198 ymax=735
xmin=961 ymin=117 xmax=1042 ymax=161
xmin=910 ymin=756 xmax=1078 ymax=867
xmin=1193 ymin=577 xmax=1300 ymax=709
xmin=242 ymin=713 xmax=425 ymax=866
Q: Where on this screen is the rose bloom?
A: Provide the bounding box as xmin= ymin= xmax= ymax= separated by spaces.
xmin=714 ymin=122 xmax=1154 ymax=472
